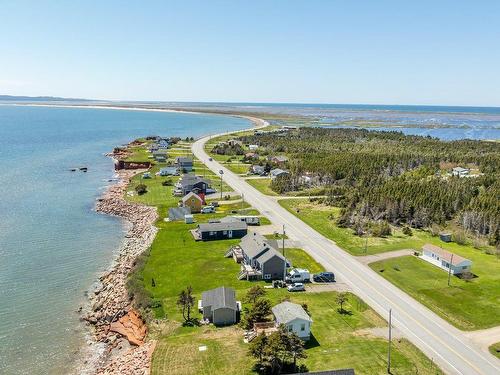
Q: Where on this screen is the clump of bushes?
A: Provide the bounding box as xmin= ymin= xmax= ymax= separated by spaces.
xmin=162 ymin=179 xmax=173 ymax=186
xmin=135 ymin=184 xmax=147 ymax=195
xmin=402 ymin=226 xmax=413 ymax=236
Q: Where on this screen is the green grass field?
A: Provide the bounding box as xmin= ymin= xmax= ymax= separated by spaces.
xmin=369 ymin=255 xmax=500 ymax=330
xmin=245 ymin=178 xmax=278 ymax=196
xmin=489 ymin=343 xmax=500 ymax=359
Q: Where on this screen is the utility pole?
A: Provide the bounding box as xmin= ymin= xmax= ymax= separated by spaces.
xmin=282 ymin=224 xmax=287 ymax=281
xmin=387 ymin=308 xmax=392 ymax=374
xmin=219 ymin=170 xmax=224 ymax=200
xmin=241 ymin=193 xmax=244 ymax=211
xmin=447 ymin=253 xmax=454 ymax=287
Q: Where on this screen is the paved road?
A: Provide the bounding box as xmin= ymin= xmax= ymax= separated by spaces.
xmin=193 ymin=126 xmax=500 ymax=375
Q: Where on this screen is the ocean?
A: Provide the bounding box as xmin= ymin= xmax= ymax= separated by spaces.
xmin=0 ymin=105 xmax=250 ymax=375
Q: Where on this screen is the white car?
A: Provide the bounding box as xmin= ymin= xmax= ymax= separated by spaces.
xmin=201 ymin=206 xmax=215 ymax=214
xmin=287 ymin=283 xmax=305 ymax=292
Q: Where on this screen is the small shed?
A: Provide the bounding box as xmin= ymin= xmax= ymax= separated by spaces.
xmin=184 ymin=214 xmax=194 ymax=224
xmin=200 ymin=286 xmax=239 ymax=326
xmin=439 ymin=233 xmax=452 ymax=243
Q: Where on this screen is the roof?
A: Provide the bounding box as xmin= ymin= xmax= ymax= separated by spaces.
xmin=182 ymin=191 xmax=203 ymax=203
xmin=422 ymin=244 xmax=471 ymax=266
xmin=285 ymin=370 xmax=355 ymax=375
xmin=198 ymin=220 xmax=248 ymax=232
xmin=272 ymin=155 xmax=288 ymax=162
xmin=257 ymin=247 xmax=285 ymax=264
xmin=239 ymin=232 xmax=273 ymax=259
xmin=453 ymin=167 xmax=469 ymax=172
xmin=270 ymin=168 xmax=288 ymax=176
xmin=176 ymin=157 xmax=193 ymax=164
xmin=202 ymin=286 xmax=237 ymax=311
xmin=180 ymin=174 xmax=211 ymax=187
xmin=272 ymin=301 xmax=312 ymax=324
xmin=168 ymin=207 xmax=191 ymax=221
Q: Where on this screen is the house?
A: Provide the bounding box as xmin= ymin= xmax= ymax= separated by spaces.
xmin=168 ymin=207 xmax=191 ymax=221
xmin=248 ymin=144 xmax=259 ymax=151
xmin=452 ymin=166 xmax=470 ymax=177
xmin=175 ymin=157 xmax=194 ymax=172
xmin=244 ymin=152 xmax=259 ymax=160
xmin=270 ymin=168 xmax=289 ymax=180
xmin=250 ymin=165 xmax=265 ymax=175
xmin=174 ymin=174 xmax=211 ymax=196
xmin=182 ymin=192 xmax=203 ymax=213
xmin=272 ymin=301 xmax=313 ymax=340
xmin=159 ymin=166 xmax=179 ymax=176
xmin=192 ymin=220 xmax=248 ymax=241
xmin=152 ymin=152 xmax=168 ymax=162
xmin=299 ymin=175 xmax=313 ymax=185
xmin=233 ymin=232 xmax=287 ymax=280
xmin=421 ymin=244 xmax=472 ymax=275
xmin=228 ymin=139 xmax=243 ymax=147
xmin=268 ymin=155 xmax=289 ymax=165
xmin=199 ymin=286 xmax=240 ymax=326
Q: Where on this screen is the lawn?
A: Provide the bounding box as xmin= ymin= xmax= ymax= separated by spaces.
xmin=369 ymin=255 xmax=500 ymax=330
xmin=489 ymin=342 xmax=500 ymax=359
xmin=150 ymin=290 xmax=441 ymax=375
xmin=279 ymin=199 xmax=495 ymax=257
xmin=245 ymin=178 xmax=278 ymax=196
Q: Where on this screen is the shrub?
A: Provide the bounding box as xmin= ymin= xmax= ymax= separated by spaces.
xmin=429 ymin=224 xmax=441 ymax=237
xmin=135 ymin=184 xmax=147 ymax=195
xmin=402 ymin=226 xmax=413 ymax=236
xmin=162 ymin=179 xmax=173 ymax=186
xmin=453 ymin=230 xmax=467 ymax=245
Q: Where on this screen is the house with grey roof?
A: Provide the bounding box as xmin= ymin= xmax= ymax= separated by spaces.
xmin=174 ymin=174 xmax=211 ymax=196
xmin=272 ymin=301 xmax=313 ymax=340
xmin=233 ymin=232 xmax=287 ymax=281
xmin=192 ymin=219 xmax=248 ymax=241
xmin=270 ymin=168 xmax=289 ymax=180
xmin=175 ymin=156 xmax=194 ymax=172
xmin=199 ymin=286 xmax=240 ymax=326
xmin=452 ymin=166 xmax=470 ymax=177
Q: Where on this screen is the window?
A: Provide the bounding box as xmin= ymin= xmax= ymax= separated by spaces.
xmin=300 ymin=323 xmax=306 ymax=331
xmin=288 ymin=325 xmax=293 ymax=332
xmin=462 ymin=266 xmax=468 ymax=269
xmin=223 ymin=231 xmax=227 ymax=235
xmin=264 ymin=274 xmax=271 ymax=280
xmin=209 ymin=231 xmax=215 ymax=236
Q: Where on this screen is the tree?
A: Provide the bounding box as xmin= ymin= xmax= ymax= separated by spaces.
xmin=402 ymin=226 xmax=413 ymax=236
xmin=177 ymin=286 xmax=195 ymax=324
xmin=249 ymin=333 xmax=268 ymax=366
xmin=243 ymin=298 xmax=272 ymax=329
xmin=286 ymin=330 xmax=307 ymax=371
xmin=245 ymin=285 xmax=266 ymax=304
xmin=336 ymin=292 xmax=349 ymax=313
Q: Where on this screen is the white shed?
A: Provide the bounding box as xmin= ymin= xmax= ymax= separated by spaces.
xmin=272 ymin=301 xmax=312 ymax=340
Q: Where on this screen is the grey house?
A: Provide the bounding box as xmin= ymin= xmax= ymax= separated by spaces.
xmin=174 ymin=174 xmax=211 ymax=196
xmin=237 ymin=232 xmax=286 ymax=280
xmin=193 ymin=220 xmax=248 ymax=241
xmin=200 ymin=286 xmax=239 ymax=326
xmin=270 ymin=168 xmax=289 ymax=180
xmin=175 ymin=157 xmax=194 ymax=172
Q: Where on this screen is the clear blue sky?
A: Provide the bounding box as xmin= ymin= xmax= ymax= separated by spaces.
xmin=1 ymin=0 xmax=499 ymax=106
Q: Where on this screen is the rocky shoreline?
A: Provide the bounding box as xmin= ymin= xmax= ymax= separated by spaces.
xmin=79 ymin=156 xmax=158 ymax=374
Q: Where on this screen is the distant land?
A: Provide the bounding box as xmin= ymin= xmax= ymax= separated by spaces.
xmin=0 ymin=94 xmax=94 ymax=102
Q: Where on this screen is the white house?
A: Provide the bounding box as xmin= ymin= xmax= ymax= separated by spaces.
xmin=248 ymin=144 xmax=259 ymax=151
xmin=272 ymin=301 xmax=312 ymax=340
xmin=421 ymin=244 xmax=472 ymax=275
xmin=452 ymin=167 xmax=470 ymax=177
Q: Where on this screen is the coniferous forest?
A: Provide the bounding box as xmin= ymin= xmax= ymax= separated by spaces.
xmin=241 ymin=128 xmax=500 ymax=245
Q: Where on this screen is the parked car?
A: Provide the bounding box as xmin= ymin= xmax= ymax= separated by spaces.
xmin=208 ymin=157 xmax=213 ymax=161
xmin=287 ymin=283 xmax=306 ymax=292
xmin=210 ymin=201 xmax=219 ymax=207
xmin=313 ymin=272 xmax=335 ymax=283
xmin=286 ymin=268 xmax=310 ymax=283
xmin=201 ymin=206 xmax=215 ymax=214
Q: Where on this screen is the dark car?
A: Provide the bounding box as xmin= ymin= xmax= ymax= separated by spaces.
xmin=313 ymin=272 xmax=335 ymax=283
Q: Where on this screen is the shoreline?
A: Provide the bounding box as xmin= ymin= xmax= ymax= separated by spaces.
xmin=78 ymin=163 xmax=158 ymax=374
xmin=75 ymin=111 xmax=265 ymax=374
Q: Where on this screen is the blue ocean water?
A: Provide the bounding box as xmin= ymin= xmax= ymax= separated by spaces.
xmin=0 ymin=105 xmax=250 ymax=375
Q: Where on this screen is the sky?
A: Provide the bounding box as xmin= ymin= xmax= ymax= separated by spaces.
xmin=1 ymin=0 xmax=499 ymax=106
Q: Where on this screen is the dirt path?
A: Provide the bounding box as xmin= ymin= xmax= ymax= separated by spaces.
xmin=464 ymin=326 xmax=500 ymax=352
